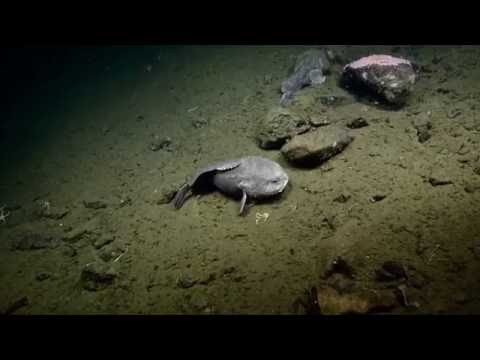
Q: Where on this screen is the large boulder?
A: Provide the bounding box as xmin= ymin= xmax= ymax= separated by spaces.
xmin=341 ymin=54 xmax=416 ymax=106
xmin=256 ymin=107 xmax=311 ymax=149
xmin=281 ymin=125 xmax=353 ymax=167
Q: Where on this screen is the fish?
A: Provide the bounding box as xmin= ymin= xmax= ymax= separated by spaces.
xmin=172 ymin=156 xmax=289 ymax=215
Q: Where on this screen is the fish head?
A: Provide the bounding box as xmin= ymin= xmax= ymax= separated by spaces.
xmin=256 ymin=165 xmax=289 ymax=197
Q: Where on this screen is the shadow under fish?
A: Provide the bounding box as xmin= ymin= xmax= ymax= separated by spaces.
xmin=172 ymin=156 xmax=289 ymax=215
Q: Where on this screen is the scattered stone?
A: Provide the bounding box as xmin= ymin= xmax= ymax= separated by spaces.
xmin=428 ymin=177 xmax=453 ymax=186
xmin=413 ymin=118 xmax=432 ymax=143
xmin=375 ymin=261 xmax=407 ymax=282
xmin=4 ymin=296 xmax=29 ymax=315
xmin=309 ymin=115 xmax=330 ymax=127
xmin=192 ymin=118 xmax=208 ymax=129
xmin=257 ymin=107 xmax=311 ymax=149
xmin=150 ymin=136 xmax=173 ymax=152
xmin=93 ymin=234 xmax=115 ymax=249
xmin=83 ymin=200 xmax=107 ymax=210
xmin=99 ymin=242 xmax=126 ymax=262
xmin=35 ymin=272 xmax=51 ymax=281
xmin=80 ymin=261 xmax=117 ymax=291
xmin=324 ymin=256 xmax=355 ymax=279
xmin=347 ymin=117 xmax=369 ymax=129
xmin=341 ymin=54 xmax=416 ymax=106
xmin=333 ymin=194 xmax=351 ymax=203
xmin=177 ymin=275 xmax=197 ymax=289
xmin=118 ymin=197 xmax=132 ymax=208
xmin=11 ymin=233 xmax=58 ymax=251
xmin=281 ymin=126 xmax=354 ymax=167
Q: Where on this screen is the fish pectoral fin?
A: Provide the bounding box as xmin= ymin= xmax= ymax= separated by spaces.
xmin=172 ymin=184 xmax=191 ymax=209
xmin=239 ymin=190 xmax=248 ymax=215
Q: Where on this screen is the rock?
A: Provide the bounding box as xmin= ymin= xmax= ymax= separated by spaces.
xmin=341 ymin=54 xmax=416 ymax=106
xmin=281 ymin=125 xmax=353 ymax=167
xmin=428 ymin=177 xmax=453 ymax=186
xmin=93 ymin=234 xmax=115 ymax=249
xmin=323 ymin=256 xmax=355 ymax=279
xmin=309 ymin=115 xmax=330 ymax=127
xmin=150 ymin=136 xmax=173 ymax=152
xmin=83 ymin=200 xmax=107 ymax=210
xmin=177 ymin=275 xmax=197 ymax=289
xmin=11 ymin=233 xmax=59 ymax=251
xmin=257 ymin=107 xmax=311 ymax=149
xmin=413 ymin=118 xmax=432 ymax=143
xmin=80 ymin=261 xmax=117 ymax=291
xmin=35 ymin=272 xmax=51 ymax=281
xmin=99 ymin=242 xmax=126 ymax=262
xmin=375 ymin=261 xmax=407 ymax=281
xmin=347 ymin=117 xmax=369 ymax=129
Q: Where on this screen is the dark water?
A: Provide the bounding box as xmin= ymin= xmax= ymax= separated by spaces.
xmin=1 ymin=45 xmax=479 ymax=314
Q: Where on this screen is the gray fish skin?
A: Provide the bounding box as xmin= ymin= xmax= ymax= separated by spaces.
xmin=173 ymin=156 xmax=289 ymax=215
xmin=280 ymin=49 xmax=330 ymax=106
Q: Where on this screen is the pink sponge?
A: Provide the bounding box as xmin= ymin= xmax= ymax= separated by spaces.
xmin=345 ymin=54 xmax=411 ymax=70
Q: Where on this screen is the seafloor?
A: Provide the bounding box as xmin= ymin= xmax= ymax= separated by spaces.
xmin=1 ymin=45 xmax=479 ymax=314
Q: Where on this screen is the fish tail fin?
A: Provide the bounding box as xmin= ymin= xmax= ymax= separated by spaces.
xmin=172 ymin=184 xmax=191 ymax=209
